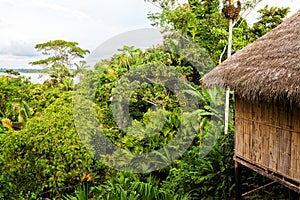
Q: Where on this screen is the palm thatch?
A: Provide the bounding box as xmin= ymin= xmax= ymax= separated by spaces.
xmin=201 ymin=10 xmax=300 ymax=105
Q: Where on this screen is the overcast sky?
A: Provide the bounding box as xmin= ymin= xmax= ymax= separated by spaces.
xmin=0 ymin=0 xmax=299 ymax=69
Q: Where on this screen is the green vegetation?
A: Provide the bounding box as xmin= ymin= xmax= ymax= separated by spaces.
xmin=0 ymin=1 xmax=294 ymax=199
xmin=29 ymin=40 xmax=90 ymax=85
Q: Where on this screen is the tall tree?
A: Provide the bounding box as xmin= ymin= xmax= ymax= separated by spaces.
xmin=29 ymin=40 xmax=90 ymax=84
xmin=147 ymin=0 xmax=250 ymax=64
xmin=222 ymin=0 xmax=241 ymax=135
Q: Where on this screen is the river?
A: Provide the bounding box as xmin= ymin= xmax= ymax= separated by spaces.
xmin=0 ymin=72 xmax=50 ymax=84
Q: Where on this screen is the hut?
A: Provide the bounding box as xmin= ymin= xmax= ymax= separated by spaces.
xmin=201 ymin=10 xmax=300 ymax=197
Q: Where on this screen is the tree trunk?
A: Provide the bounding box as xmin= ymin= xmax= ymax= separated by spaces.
xmin=225 ymin=15 xmax=233 ymax=135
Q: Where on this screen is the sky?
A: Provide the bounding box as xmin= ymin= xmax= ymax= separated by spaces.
xmin=0 ymin=0 xmax=299 ymax=69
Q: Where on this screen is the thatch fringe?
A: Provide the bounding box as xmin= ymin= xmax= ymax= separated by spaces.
xmin=201 ymin=10 xmax=300 ymax=106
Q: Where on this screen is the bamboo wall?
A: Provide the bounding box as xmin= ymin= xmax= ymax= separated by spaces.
xmin=235 ymin=97 xmax=300 ymax=184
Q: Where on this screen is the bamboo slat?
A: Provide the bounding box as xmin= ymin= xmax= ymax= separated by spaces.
xmin=235 ymin=98 xmax=244 ymax=156
xmin=277 ymin=105 xmax=291 ymax=176
xmin=261 ymin=102 xmax=269 ymax=167
xmin=234 ymin=99 xmax=300 ymax=185
xmin=291 ymin=108 xmax=300 ymax=182
xmin=243 ymin=100 xmax=252 ymax=160
xmin=269 ymin=103 xmax=279 ymax=171
xmin=253 ymin=102 xmax=262 ymax=165
xmin=291 ymin=131 xmax=299 ymax=182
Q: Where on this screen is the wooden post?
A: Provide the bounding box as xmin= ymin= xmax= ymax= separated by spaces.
xmin=235 ymin=160 xmax=242 ymax=200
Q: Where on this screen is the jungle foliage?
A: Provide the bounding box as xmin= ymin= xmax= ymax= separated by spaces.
xmin=0 ymin=0 xmax=293 ymax=199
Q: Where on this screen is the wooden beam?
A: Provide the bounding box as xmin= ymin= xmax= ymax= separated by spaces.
xmin=235 ymin=156 xmax=300 ymax=194
xmin=242 ymin=181 xmax=276 ymax=197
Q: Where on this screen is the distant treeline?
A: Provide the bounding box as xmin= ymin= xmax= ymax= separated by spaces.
xmin=0 ymin=68 xmax=44 ymax=73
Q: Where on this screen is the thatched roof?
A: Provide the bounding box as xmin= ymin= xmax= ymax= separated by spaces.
xmin=201 ymin=10 xmax=300 ymax=105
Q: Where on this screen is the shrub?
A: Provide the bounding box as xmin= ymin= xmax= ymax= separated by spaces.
xmin=0 ymin=93 xmax=107 ymax=199
xmin=161 ymin=122 xmax=235 ymax=199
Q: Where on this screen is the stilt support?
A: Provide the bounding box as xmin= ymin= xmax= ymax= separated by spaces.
xmin=235 ymin=160 xmax=242 ymax=200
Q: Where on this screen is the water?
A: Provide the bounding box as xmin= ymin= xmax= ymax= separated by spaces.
xmin=0 ymin=72 xmax=50 ymax=84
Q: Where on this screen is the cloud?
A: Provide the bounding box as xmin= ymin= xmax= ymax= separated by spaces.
xmin=0 ymin=41 xmax=37 ymax=57
xmin=0 ymin=0 xmax=16 ymax=7
xmin=1 ymin=0 xmax=297 ymax=70
xmin=0 ymin=54 xmax=41 ymax=68
xmin=87 ymin=28 xmax=163 ymax=67
xmin=34 ymin=1 xmax=92 ymax=20
xmin=0 ymin=19 xmax=8 ymax=28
